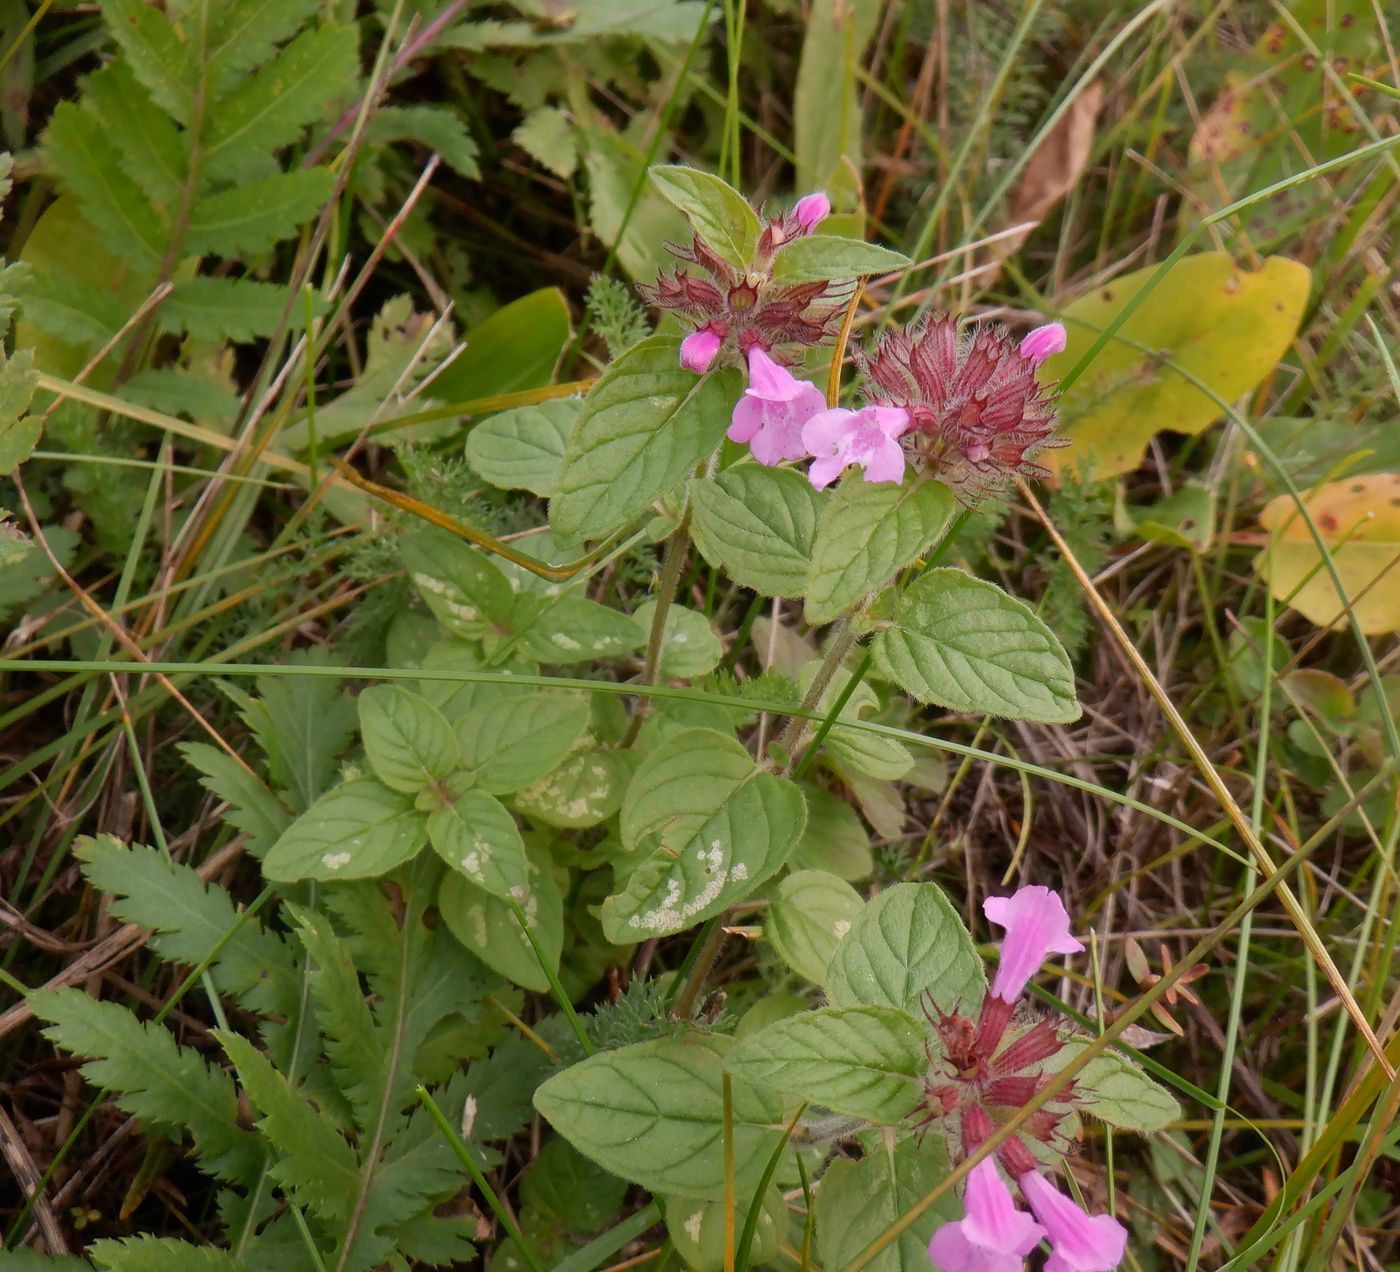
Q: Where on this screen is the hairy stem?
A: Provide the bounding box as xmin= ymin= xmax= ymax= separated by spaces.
xmin=776 ymin=620 xmax=856 ymax=762
xmin=621 ymin=523 xmax=691 ymax=746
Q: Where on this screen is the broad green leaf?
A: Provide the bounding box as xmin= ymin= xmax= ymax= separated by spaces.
xmin=89 ymin=1239 xmax=256 ymax=1272
xmin=632 ymin=600 xmax=723 ymax=678
xmin=648 ymin=165 xmax=761 ymax=269
xmin=727 ymin=1005 xmax=924 ymax=1123
xmin=455 ymin=693 xmax=591 ymax=794
xmin=428 ymin=788 xmax=529 ymax=901
xmin=689 ymin=464 xmax=821 ymax=598
xmin=401 ymin=527 xmax=515 ymax=639
xmin=826 ymin=882 xmax=986 ymax=1016
xmin=431 ymin=288 xmax=571 ymax=404
xmin=464 ymin=398 xmax=580 ymax=496
xmin=1075 ymin=1051 xmax=1182 ymax=1132
xmin=0 ymin=349 xmax=38 ymax=473
xmin=551 ymin=336 xmax=740 ymax=538
xmin=801 ymin=662 xmax=912 ymax=781
xmin=1043 ymin=252 xmax=1310 ymax=481
xmin=358 ymin=684 xmax=459 ymax=794
xmin=512 ymin=595 xmax=645 ymax=665
xmin=521 ymin=1137 xmax=628 ymax=1233
xmin=873 ymin=568 xmax=1080 ymax=722
xmin=534 ymin=1033 xmax=790 ymax=1199
xmin=772 ymin=235 xmax=909 ymax=284
xmin=511 ymin=748 xmax=633 ymax=828
xmin=604 ymin=730 xmax=806 ymax=940
xmin=261 ymin=779 xmax=427 ymax=882
xmin=794 ymin=783 xmax=874 ymax=881
xmin=1257 ymin=474 xmax=1400 ymax=635
xmin=664 ymin=1185 xmax=787 ymax=1272
xmin=418 ymin=641 xmax=536 ymax=721
xmin=766 ymin=869 xmax=865 ymax=985
xmin=805 ymin=476 xmax=954 ymax=625
xmin=438 ymin=842 xmax=563 ymax=992
xmin=162 ymin=277 xmax=292 ymax=343
xmin=184 ymin=168 xmax=336 ymax=258
xmin=815 ymin=1139 xmax=958 ymax=1272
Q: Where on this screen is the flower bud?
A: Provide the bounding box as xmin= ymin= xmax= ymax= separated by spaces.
xmin=794 ymin=191 xmax=831 ymax=233
xmin=1019 ymin=322 xmax=1067 ymax=365
xmin=679 ymin=327 xmax=722 ymax=373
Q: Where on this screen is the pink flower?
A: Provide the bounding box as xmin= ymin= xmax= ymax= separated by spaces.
xmin=1019 ymin=322 xmax=1066 ymax=365
xmin=982 ymin=886 xmax=1084 ymax=1004
xmin=727 ymin=347 xmax=826 ymax=466
xmin=680 ymin=326 xmax=723 ymax=373
xmin=928 ymin=1158 xmax=1045 ymax=1272
xmin=802 ymin=403 xmax=911 ymax=490
xmin=794 ymin=191 xmax=831 ymax=233
xmin=1019 ymin=1172 xmax=1127 ymax=1272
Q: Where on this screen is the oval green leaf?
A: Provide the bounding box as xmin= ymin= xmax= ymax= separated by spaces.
xmin=357 ymin=684 xmax=458 ymax=794
xmin=689 ymin=464 xmax=821 ymax=598
xmin=766 ymin=869 xmax=865 ymax=985
xmin=262 ymin=779 xmax=427 ymax=882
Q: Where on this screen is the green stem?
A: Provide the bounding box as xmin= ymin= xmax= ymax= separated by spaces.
xmin=621 ymin=523 xmax=691 ymax=747
xmin=508 ymin=899 xmax=593 ymax=1057
xmin=671 ymin=915 xmax=728 ymax=1021
xmin=776 ymin=620 xmax=856 ymax=762
xmin=790 ymin=647 xmax=871 ymax=782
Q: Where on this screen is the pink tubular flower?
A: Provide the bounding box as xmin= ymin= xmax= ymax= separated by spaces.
xmin=680 ymin=326 xmax=723 ymax=373
xmin=1019 ymin=322 xmax=1067 ymax=365
xmin=727 ymin=347 xmax=826 ymax=466
xmin=983 ymin=886 xmax=1084 ymax=1004
xmin=802 ymin=404 xmax=911 ymax=490
xmin=928 ymin=1158 xmax=1045 ymax=1272
xmin=1019 ymin=1172 xmax=1127 ymax=1272
xmin=794 ymin=191 xmax=831 ymax=233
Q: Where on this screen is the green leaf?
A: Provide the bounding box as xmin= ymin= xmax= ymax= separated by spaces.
xmin=44 ymin=101 xmax=164 ymax=265
xmin=801 ymin=662 xmax=912 ymax=781
xmin=664 ymin=1186 xmax=787 ymax=1272
xmin=815 ymin=1140 xmax=958 ymax=1272
xmin=417 ymin=640 xmax=536 ymax=721
xmin=180 ymin=742 xmax=291 ymax=858
xmin=401 ymin=527 xmax=515 ymax=639
xmin=32 ymin=988 xmax=260 ymax=1183
xmin=726 ymin=1004 xmax=925 ymax=1123
xmin=162 ymin=277 xmax=292 ymax=343
xmin=1076 ymin=1051 xmax=1181 ymax=1132
xmin=794 ymin=783 xmax=874 ymax=881
xmin=202 ymin=24 xmax=359 ymax=184
xmin=632 ymin=600 xmax=723 ymax=678
xmin=89 ymin=1238 xmax=256 ymax=1272
xmin=369 ymin=104 xmax=481 ymax=178
xmin=464 ymin=398 xmax=579 ymax=496
xmin=205 ymin=0 xmax=325 ymax=98
xmin=431 ymin=287 xmax=571 ymax=404
xmin=99 ymin=0 xmax=194 ymax=122
xmin=185 ymin=168 xmax=335 ymax=258
xmin=825 ymin=882 xmax=986 ymax=1016
xmin=523 ymin=1136 xmax=629 ymax=1233
xmin=551 ymin=335 xmax=740 ymax=539
xmin=510 ymin=748 xmax=633 ymax=829
xmin=513 ymin=595 xmax=645 ymax=665
xmin=805 ymin=476 xmax=954 ymax=625
xmin=772 ymin=235 xmax=909 ymax=284
xmin=248 ymin=649 xmax=358 ymax=811
xmin=513 ymin=104 xmax=577 ymax=179
xmin=648 ymin=164 xmax=761 ymax=269
xmin=262 ymin=779 xmax=427 ymax=882
xmin=0 ymin=349 xmax=38 ymax=474
xmin=358 ymin=684 xmax=459 ymax=795
xmin=603 ymin=729 xmax=807 ymax=940
xmin=766 ymin=869 xmax=864 ymax=985
xmin=438 ymin=841 xmax=563 ymax=992
xmin=873 ymin=568 xmax=1080 ymax=722
xmin=456 ymin=693 xmax=591 ymax=794
xmin=428 ymin=788 xmax=530 ymax=901
xmin=689 ymin=464 xmax=821 ymax=598
xmin=83 ymin=60 xmax=184 ymax=204
xmin=534 ymin=1033 xmax=790 ymax=1199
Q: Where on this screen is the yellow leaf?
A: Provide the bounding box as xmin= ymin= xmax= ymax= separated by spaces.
xmin=1257 ymin=473 xmax=1400 ymax=635
xmin=1042 ymin=252 xmax=1311 ymax=481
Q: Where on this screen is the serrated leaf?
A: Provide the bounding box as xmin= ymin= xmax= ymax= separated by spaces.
xmin=262 ymin=778 xmax=427 ymax=882
xmin=534 ymin=1033 xmax=790 ymax=1199
xmin=368 ymin=104 xmax=481 ymax=178
xmin=690 ymin=464 xmax=821 ymax=598
xmin=0 ymin=349 xmax=38 ymax=474
xmin=603 ymin=729 xmax=806 ymax=940
xmin=83 ymin=59 xmax=184 ymax=204
xmin=826 ymin=882 xmax=985 ymax=1015
xmin=45 ymin=101 xmax=164 ymax=265
xmin=794 ymin=783 xmax=874 ymax=880
xmin=99 ymin=0 xmax=194 ymax=122
xmin=1076 ymin=1050 xmax=1181 ymax=1132
xmin=205 ymin=0 xmax=325 ymax=97
xmin=358 ymin=684 xmax=459 ymax=794
xmin=89 ymin=1238 xmax=256 ymax=1272
xmin=766 ymin=869 xmax=864 ymax=985
xmin=815 ymin=1139 xmax=958 ymax=1272
xmin=802 ymin=662 xmax=912 ymax=781
xmin=513 ymin=104 xmax=577 ymax=178
xmin=401 ymin=527 xmax=515 ymax=639
xmin=14 ymin=266 xmax=128 ymax=348
xmin=632 ymin=600 xmax=723 ymax=677
xmin=513 ymin=595 xmax=645 ymax=665
xmin=727 ymin=1005 xmax=924 ymax=1123
xmin=464 ymin=398 xmax=579 ymax=495
xmin=455 ymin=693 xmax=591 ymax=794
xmin=428 ymin=788 xmax=529 ymax=901
xmin=805 ymin=476 xmax=954 ymax=624
xmin=551 ymin=336 xmax=740 ymax=538
xmin=511 ymin=748 xmax=632 ymax=828
xmin=248 ymin=649 xmax=358 ymax=811
xmin=648 ymin=165 xmax=761 ymax=269
xmin=417 ymin=640 xmax=536 ymax=721
xmin=773 ymin=235 xmax=909 ymax=283
xmin=32 ymin=988 xmax=260 ymax=1183
xmin=873 ymin=568 xmax=1080 ymax=722
xmin=180 ymin=742 xmax=291 ymax=858
xmin=185 ymin=168 xmax=335 ymax=258
xmin=162 ymin=277 xmax=293 ymax=343
xmin=202 ymin=24 xmax=358 ymax=184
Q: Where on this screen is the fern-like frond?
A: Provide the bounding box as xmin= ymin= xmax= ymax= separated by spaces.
xmin=88 ymin=1237 xmax=256 ymax=1272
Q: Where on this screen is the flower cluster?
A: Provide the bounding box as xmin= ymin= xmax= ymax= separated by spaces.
xmin=922 ymin=886 xmax=1127 ymax=1272
xmin=642 ymin=191 xmax=849 ymax=372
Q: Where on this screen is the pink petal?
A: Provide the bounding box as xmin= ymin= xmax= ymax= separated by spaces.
xmin=984 ymin=886 xmax=1084 ymax=1003
xmin=1019 ymin=323 xmax=1066 ymax=366
xmin=728 ymin=395 xmax=764 ymax=444
xmin=745 ymin=346 xmax=807 ymax=402
xmin=871 ymin=405 xmax=913 ymax=439
xmin=1020 ymin=1172 xmax=1126 ymax=1272
xmin=807 ymin=454 xmax=847 ymax=490
xmin=928 ymin=1160 xmax=1045 ymax=1271
xmin=680 ymin=328 xmax=722 ymax=373
xmin=794 ymin=191 xmax=831 ymax=233
xmin=748 ymin=408 xmax=810 ymax=466
xmin=802 ymin=407 xmax=860 ymax=458
xmin=859 ymin=434 xmax=907 ymax=484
